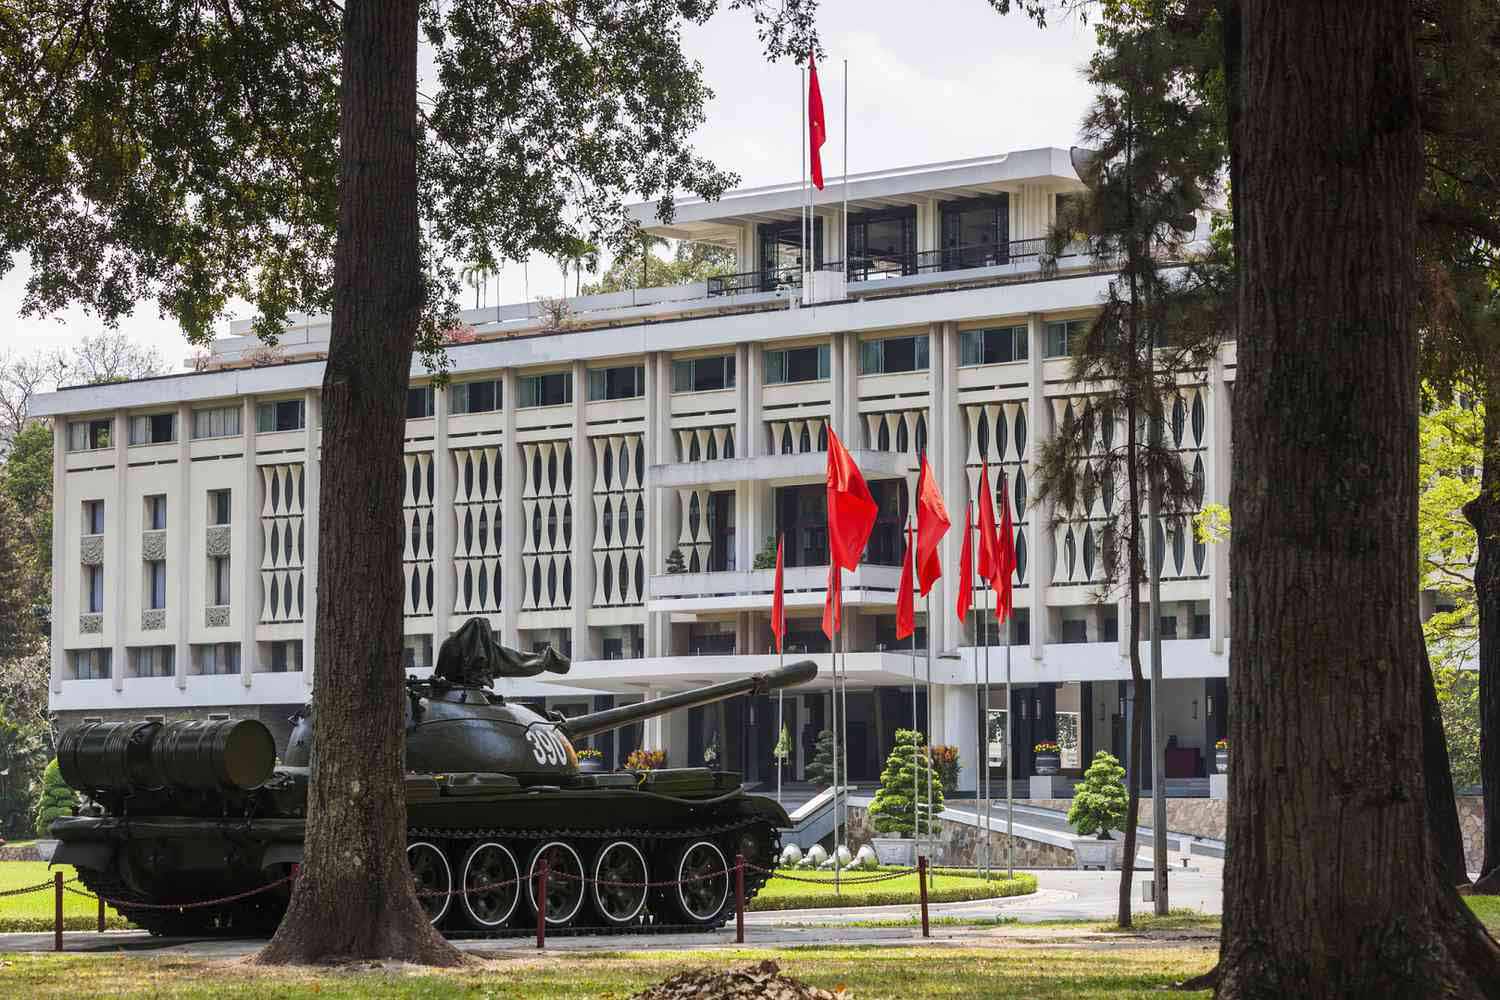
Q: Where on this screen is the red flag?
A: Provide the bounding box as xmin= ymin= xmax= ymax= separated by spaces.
xmin=896 ymin=523 xmax=915 ymax=641
xmin=771 ymin=535 xmax=786 ymax=653
xmin=975 ymin=462 xmax=1001 ymax=589
xmin=808 ymin=50 xmax=826 ymax=190
xmin=825 ymin=427 xmax=877 ymax=571
xmin=996 ymin=474 xmax=1016 ymax=624
xmin=821 ymin=561 xmax=842 ymax=640
xmin=956 ymin=504 xmax=974 ymax=624
xmin=915 ymin=452 xmax=949 ymax=595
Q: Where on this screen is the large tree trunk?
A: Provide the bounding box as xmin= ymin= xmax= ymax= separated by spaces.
xmin=1118 ymin=402 xmax=1145 ymax=928
xmin=1422 ymin=639 xmax=1472 ymax=888
xmin=1217 ymin=2 xmax=1500 ymax=995
xmin=1468 ymin=394 xmax=1500 ymax=893
xmin=256 ymin=0 xmax=462 ymax=965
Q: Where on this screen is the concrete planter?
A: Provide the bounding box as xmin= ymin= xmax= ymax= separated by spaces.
xmin=1034 ymin=753 xmax=1061 ymax=775
xmin=1071 ymin=836 xmax=1123 ymax=871
xmin=871 ymin=836 xmax=915 ymax=866
xmin=576 ymin=758 xmax=606 ymax=774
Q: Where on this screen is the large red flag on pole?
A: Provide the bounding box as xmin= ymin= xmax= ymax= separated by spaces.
xmin=807 ymin=49 xmax=826 ymax=190
xmin=896 ymin=523 xmax=915 ymax=640
xmin=825 ymin=427 xmax=877 ymax=571
xmin=996 ymin=476 xmax=1016 ymax=623
xmin=956 ymin=503 xmax=974 ymax=623
xmin=975 ymin=462 xmax=1001 ymax=589
xmin=821 ymin=560 xmax=842 ymax=640
xmin=915 ymin=452 xmax=950 ymax=595
xmin=771 ymin=534 xmax=786 ymax=653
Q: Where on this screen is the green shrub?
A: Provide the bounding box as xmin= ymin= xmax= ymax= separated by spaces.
xmin=33 ymin=758 xmax=76 ymax=837
xmin=1067 ymin=750 xmax=1128 ymax=840
xmin=867 ymin=729 xmax=944 ymax=837
xmin=804 ymin=729 xmax=836 ymax=786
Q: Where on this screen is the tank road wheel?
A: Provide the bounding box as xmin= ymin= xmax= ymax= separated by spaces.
xmin=591 ymin=840 xmax=649 ymax=926
xmin=460 ymin=841 xmax=522 ymax=930
xmin=669 ymin=840 xmax=730 ymax=926
xmin=406 ymin=841 xmax=453 ymax=925
xmin=527 ymin=841 xmax=586 ymax=926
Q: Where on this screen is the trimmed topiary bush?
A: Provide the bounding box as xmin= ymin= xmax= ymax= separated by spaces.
xmin=34 ymin=758 xmax=76 ymax=837
xmin=804 ymin=729 xmax=836 ymax=786
xmin=867 ymin=729 xmax=943 ymax=837
xmin=1067 ymin=750 xmax=1128 ymax=840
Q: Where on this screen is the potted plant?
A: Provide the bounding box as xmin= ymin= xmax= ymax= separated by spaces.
xmin=576 ymin=747 xmax=605 ymax=773
xmin=624 ymin=748 xmax=666 ymax=771
xmin=929 ymin=744 xmax=961 ymax=799
xmin=702 ymin=734 xmax=720 ymax=767
xmin=1215 ymin=738 xmax=1229 ymax=774
xmin=1066 ymin=750 xmax=1129 ymax=870
xmin=866 ymin=729 xmax=943 ymax=865
xmin=1033 ymin=741 xmax=1062 ymax=775
xmin=772 ymin=724 xmax=791 ymax=774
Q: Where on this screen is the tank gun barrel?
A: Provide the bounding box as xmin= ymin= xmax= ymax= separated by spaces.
xmin=557 ymin=660 xmax=818 ymax=741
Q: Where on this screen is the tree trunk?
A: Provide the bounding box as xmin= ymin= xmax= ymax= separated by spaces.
xmin=1421 ymin=640 xmax=1471 ymax=888
xmin=1118 ymin=399 xmax=1145 ymax=928
xmin=1467 ymin=393 xmax=1500 ymax=893
xmin=1218 ymin=2 xmax=1500 ymax=995
xmin=256 ymin=0 xmax=462 ymax=966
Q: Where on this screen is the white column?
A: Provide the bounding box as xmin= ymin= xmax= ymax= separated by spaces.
xmin=302 ymin=389 xmax=319 ymax=689
xmin=110 ymin=412 xmax=127 ymax=692
xmin=827 ymin=332 xmax=846 ymax=441
xmin=174 ymin=403 xmax=191 ymax=690
xmin=744 ymin=344 xmax=763 ymax=458
xmin=940 ymin=322 xmax=966 ymax=655
xmin=1207 ymin=358 xmax=1231 ymax=654
xmin=645 ymin=352 xmax=671 ymax=657
xmin=500 ymin=370 xmax=522 ymax=649
xmin=1026 ymin=313 xmax=1050 ymax=659
xmin=431 ymin=384 xmax=453 ymax=646
xmin=926 ymin=320 xmax=950 ymax=653
xmin=570 ymin=360 xmax=595 ymax=660
xmin=241 ymin=396 xmax=259 ymax=683
xmin=642 ymin=688 xmax=666 ymax=750
xmin=943 ymin=683 xmax=978 ymax=793
xmin=49 ymin=421 xmax=65 ymax=696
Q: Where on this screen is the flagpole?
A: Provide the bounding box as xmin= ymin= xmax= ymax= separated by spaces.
xmin=801 ymin=64 xmax=808 ymax=296
xmin=982 ymin=552 xmax=992 ymax=880
xmin=842 ymin=57 xmax=849 ymax=285
xmin=907 ymin=520 xmax=919 ymax=850
xmin=1006 ymin=608 xmax=1014 ymax=880
xmin=924 ymin=590 xmax=934 ymax=863
xmin=833 ymin=574 xmax=843 ymax=894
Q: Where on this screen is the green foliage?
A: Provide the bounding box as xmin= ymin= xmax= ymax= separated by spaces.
xmin=929 ymin=744 xmax=961 ymax=799
xmin=773 ymin=724 xmax=791 ymax=763
xmin=752 ymin=537 xmax=779 ymax=570
xmin=1419 ymin=392 xmax=1481 ymax=670
xmin=664 ymin=548 xmax=687 ymax=574
xmin=582 ymin=239 xmax=734 ymax=296
xmin=804 ymin=729 xmax=836 ymax=787
xmin=1192 ymin=503 xmax=1230 ymax=545
xmin=1068 ymin=751 xmax=1129 ymax=840
xmin=33 ymin=759 xmax=75 ymax=837
xmin=867 ymin=729 xmax=944 ymax=837
xmin=1437 ymin=666 xmax=1482 ymax=790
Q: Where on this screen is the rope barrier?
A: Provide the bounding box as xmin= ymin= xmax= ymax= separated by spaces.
xmin=0 ymin=877 xmax=72 ymax=898
xmin=60 ymin=873 xmax=296 ymax=910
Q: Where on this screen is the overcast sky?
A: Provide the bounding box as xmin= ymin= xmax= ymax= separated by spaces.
xmin=2 ymin=4 xmax=1097 ymax=372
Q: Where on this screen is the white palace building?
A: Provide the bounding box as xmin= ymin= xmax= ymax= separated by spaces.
xmin=36 ymin=148 xmax=1238 ymax=796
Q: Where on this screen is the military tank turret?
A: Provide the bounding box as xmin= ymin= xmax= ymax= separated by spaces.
xmin=49 ymin=618 xmax=817 ymax=937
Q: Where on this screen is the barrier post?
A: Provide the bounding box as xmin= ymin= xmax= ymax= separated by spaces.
xmin=735 ymin=854 xmax=746 ymax=944
xmin=535 ymin=860 xmax=548 ymax=950
xmin=917 ymin=855 xmax=930 ymax=939
xmin=97 ymin=891 xmax=106 ymax=932
xmin=54 ymin=871 xmax=63 ymax=952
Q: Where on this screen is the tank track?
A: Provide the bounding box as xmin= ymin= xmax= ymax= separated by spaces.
xmin=72 ymin=865 xmax=286 ymax=938
xmin=408 ymin=816 xmax=781 ymax=937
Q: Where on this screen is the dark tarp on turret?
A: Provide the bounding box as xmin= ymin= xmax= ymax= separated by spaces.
xmin=434 ymin=617 xmax=571 ymax=687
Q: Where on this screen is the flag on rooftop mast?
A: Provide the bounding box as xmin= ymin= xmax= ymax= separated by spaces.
xmin=808 ymin=49 xmax=827 ymax=191
xmin=915 ymin=452 xmax=950 ymax=595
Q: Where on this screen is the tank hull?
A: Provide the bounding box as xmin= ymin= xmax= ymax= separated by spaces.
xmin=52 ymin=768 xmax=787 ymax=937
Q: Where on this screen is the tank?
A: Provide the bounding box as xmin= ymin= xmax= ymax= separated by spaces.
xmin=49 ymin=618 xmax=818 ymax=937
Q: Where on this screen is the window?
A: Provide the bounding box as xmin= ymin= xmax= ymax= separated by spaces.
xmin=128 ymin=412 xmax=176 ymax=445
xmin=192 ymin=405 xmax=241 ymax=439
xmin=406 ymin=385 xmax=435 ymax=419
xmin=67 ymin=419 xmax=112 ymax=451
xmin=196 ymin=643 xmax=240 ymax=675
xmin=130 ymin=646 xmax=174 ymax=678
xmin=1160 ymin=615 xmax=1178 ymax=640
xmin=449 ymin=379 xmax=501 ymax=415
xmin=517 ymin=372 xmax=572 ymax=408
xmin=1045 ymin=319 xmax=1088 ymax=358
xmin=402 ymin=634 xmax=433 ymax=670
xmin=758 ymin=218 xmax=823 ymax=289
xmin=859 ymin=335 xmax=929 ymax=375
xmin=764 ymin=344 xmax=830 ymax=385
xmin=270 ymin=640 xmax=302 ymax=673
xmin=960 ymin=326 xmax=1029 ymax=366
xmin=941 ymin=195 xmax=1009 ymax=270
xmin=145 ymin=494 xmax=167 ymax=531
xmin=672 ymin=355 xmax=736 ymax=393
xmin=603 ymin=637 xmax=625 ymax=660
xmin=83 ymin=500 xmax=105 ymax=535
xmin=587 ymin=365 xmax=645 ymax=401
xmin=256 ymin=399 xmax=305 ymax=433
xmin=1059 ymin=619 xmax=1088 ymax=644
xmin=210 ymin=555 xmax=231 ymax=606
xmin=848 ymin=207 xmax=917 ymax=279
xmin=70 ymin=649 xmax=111 ymax=680
xmin=85 ymin=565 xmax=104 ymax=614
xmin=208 ymin=489 xmax=231 ymax=526
xmin=145 ymin=560 xmax=167 ymax=610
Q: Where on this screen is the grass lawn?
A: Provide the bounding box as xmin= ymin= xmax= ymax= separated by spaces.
xmin=749 ymin=867 xmax=1036 ymax=911
xmin=0 ymin=862 xmax=130 ymax=931
xmin=0 ymin=946 xmax=1217 ymax=999
xmin=1466 ymin=894 xmax=1500 ymax=934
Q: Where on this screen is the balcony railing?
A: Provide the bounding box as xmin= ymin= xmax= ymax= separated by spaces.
xmin=704 ymin=239 xmax=1087 ymax=297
